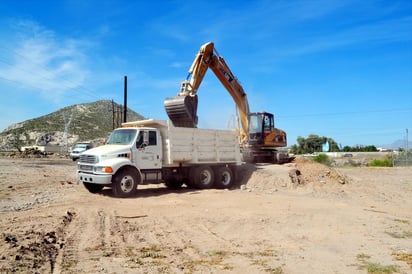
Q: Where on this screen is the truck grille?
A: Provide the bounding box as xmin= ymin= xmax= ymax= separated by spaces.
xmin=79 ymin=154 xmax=98 ymax=164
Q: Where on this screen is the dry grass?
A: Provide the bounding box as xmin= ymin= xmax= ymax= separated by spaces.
xmin=392 ymin=252 xmax=412 ymax=268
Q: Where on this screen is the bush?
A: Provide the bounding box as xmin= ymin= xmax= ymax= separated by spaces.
xmin=368 ymin=156 xmax=393 ymax=167
xmin=368 ymin=159 xmax=392 ymax=167
xmin=312 ymin=154 xmax=332 ymax=166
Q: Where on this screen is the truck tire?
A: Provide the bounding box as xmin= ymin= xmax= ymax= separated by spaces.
xmin=112 ymin=168 xmax=139 ymax=197
xmin=83 ymin=182 xmax=104 ymax=193
xmin=214 ymin=166 xmax=234 ymax=189
xmin=190 ymin=166 xmax=214 ymax=189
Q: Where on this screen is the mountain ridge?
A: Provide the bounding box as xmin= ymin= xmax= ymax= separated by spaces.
xmin=0 ymin=100 xmax=145 ymax=151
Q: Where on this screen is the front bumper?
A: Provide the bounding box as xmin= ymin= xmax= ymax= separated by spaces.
xmin=77 ymin=171 xmax=112 ymax=185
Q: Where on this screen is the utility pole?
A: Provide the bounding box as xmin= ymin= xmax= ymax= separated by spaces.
xmin=111 ymin=100 xmax=115 ymax=130
xmin=406 ymin=128 xmax=409 ymax=162
xmin=124 ymin=75 xmax=127 ymax=123
xmin=62 ymin=112 xmax=73 ymax=153
xmin=119 ymin=104 xmax=123 ymax=126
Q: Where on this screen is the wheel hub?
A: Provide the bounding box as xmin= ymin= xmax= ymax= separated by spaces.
xmin=120 ymin=175 xmax=134 ymax=192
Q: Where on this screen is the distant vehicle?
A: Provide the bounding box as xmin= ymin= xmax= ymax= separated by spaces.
xmin=303 ymin=153 xmax=318 ymax=157
xmin=70 ymin=143 xmax=93 ymax=161
xmin=343 ymin=153 xmax=353 ymax=157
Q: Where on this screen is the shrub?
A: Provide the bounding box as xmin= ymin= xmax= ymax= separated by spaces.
xmin=368 ymin=156 xmax=393 ymax=167
xmin=312 ymin=154 xmax=332 ymax=166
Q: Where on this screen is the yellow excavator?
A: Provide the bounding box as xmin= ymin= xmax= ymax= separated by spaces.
xmin=164 ymin=42 xmax=290 ymax=163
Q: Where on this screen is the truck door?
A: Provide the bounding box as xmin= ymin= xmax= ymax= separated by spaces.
xmin=135 ymin=130 xmax=162 ymax=170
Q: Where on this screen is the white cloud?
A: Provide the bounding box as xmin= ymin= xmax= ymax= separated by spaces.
xmin=0 ymin=20 xmax=92 ymax=103
xmin=170 ymin=62 xmax=185 ymax=68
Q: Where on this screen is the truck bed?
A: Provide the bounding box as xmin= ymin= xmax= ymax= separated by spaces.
xmin=123 ymin=119 xmax=241 ymax=166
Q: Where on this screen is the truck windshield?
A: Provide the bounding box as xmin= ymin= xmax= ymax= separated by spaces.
xmin=73 ymin=144 xmax=87 ymax=149
xmin=106 ymin=129 xmax=137 ymax=145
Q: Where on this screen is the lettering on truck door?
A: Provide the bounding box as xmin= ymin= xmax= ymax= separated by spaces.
xmin=135 ymin=130 xmax=162 ymax=169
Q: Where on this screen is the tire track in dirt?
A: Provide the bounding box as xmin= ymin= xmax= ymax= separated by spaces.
xmin=54 ymin=207 xmax=118 ymax=273
xmin=117 ymin=215 xmax=189 ymax=272
xmin=54 ymin=210 xmax=80 ymax=273
xmin=57 ymin=206 xmax=153 ymax=273
xmin=127 ymin=214 xmax=255 ymax=273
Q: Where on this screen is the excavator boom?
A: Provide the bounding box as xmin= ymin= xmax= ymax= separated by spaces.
xmin=165 ymin=42 xmax=249 ymax=140
xmin=164 ymin=43 xmax=214 ymax=128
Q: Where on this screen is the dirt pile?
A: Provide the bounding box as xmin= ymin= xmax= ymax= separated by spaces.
xmin=239 ymin=157 xmax=348 ymax=193
xmin=293 ymin=157 xmax=348 ymax=185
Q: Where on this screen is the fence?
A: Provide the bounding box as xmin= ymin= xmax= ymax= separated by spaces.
xmin=393 ymin=152 xmax=412 ymax=167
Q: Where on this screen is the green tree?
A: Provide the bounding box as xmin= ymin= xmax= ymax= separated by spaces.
xmin=290 ymin=134 xmax=339 ymax=154
xmin=342 ymin=145 xmax=378 ymax=152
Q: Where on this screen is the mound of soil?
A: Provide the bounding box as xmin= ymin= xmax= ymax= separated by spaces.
xmin=293 ymin=157 xmax=348 ymax=185
xmin=239 ymin=157 xmax=348 ymax=194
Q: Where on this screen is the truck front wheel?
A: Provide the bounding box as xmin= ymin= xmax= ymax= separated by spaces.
xmin=112 ymin=168 xmax=139 ymax=197
xmin=83 ymin=182 xmax=104 ymax=193
xmin=190 ymin=166 xmax=214 ymax=189
xmin=214 ymin=166 xmax=234 ymax=189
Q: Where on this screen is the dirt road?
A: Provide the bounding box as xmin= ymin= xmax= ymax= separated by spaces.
xmin=0 ymin=157 xmax=411 ymax=273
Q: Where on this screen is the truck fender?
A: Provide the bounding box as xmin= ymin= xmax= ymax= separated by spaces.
xmin=98 ymin=158 xmax=142 ymax=183
xmin=114 ymin=164 xmax=143 ymax=185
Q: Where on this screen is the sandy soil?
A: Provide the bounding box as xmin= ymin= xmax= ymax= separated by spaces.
xmin=0 ymin=157 xmax=411 ymax=274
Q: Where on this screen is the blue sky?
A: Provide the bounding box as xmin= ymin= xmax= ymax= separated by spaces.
xmin=0 ymin=0 xmax=411 ymax=147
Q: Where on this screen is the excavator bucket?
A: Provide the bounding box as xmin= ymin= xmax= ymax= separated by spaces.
xmin=164 ymin=95 xmax=198 ymax=128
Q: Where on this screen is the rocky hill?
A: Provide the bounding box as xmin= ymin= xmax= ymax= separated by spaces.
xmin=0 ymin=100 xmax=144 ymax=152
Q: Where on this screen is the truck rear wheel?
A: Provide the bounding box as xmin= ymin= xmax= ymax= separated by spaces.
xmin=83 ymin=182 xmax=104 ymax=193
xmin=190 ymin=166 xmax=214 ymax=189
xmin=112 ymin=168 xmax=139 ymax=197
xmin=214 ymin=166 xmax=234 ymax=189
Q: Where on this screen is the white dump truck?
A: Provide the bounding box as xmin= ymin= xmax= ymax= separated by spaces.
xmin=76 ymin=119 xmax=242 ymax=197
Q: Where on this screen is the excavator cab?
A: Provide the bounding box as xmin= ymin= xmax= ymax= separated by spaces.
xmin=247 ymin=112 xmax=287 ymax=147
xmin=248 ymin=112 xmax=273 ymax=145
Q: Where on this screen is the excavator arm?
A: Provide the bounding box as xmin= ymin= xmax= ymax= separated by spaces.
xmin=164 ymin=42 xmax=250 ymax=141
xmin=207 ymin=45 xmax=250 ymax=143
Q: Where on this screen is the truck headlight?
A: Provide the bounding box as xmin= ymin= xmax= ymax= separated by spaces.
xmin=94 ymin=166 xmax=113 ymax=173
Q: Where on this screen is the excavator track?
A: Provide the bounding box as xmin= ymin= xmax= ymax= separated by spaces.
xmin=164 ymin=95 xmax=198 ymax=128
